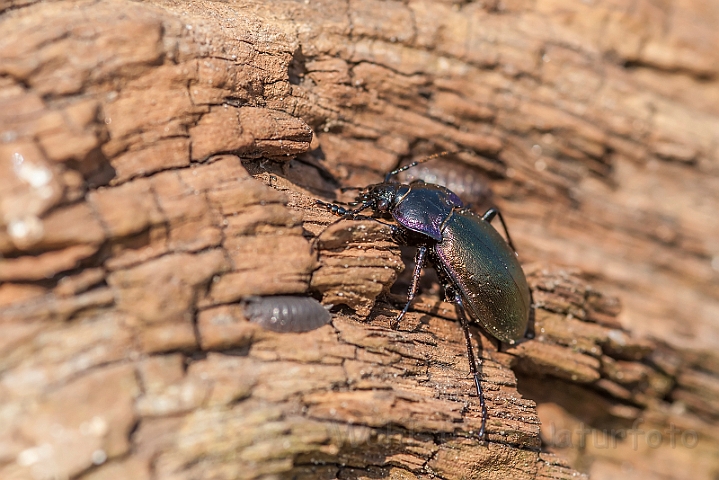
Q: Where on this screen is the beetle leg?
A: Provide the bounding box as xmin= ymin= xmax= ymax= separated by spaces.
xmin=452 ymin=292 xmax=488 ymax=442
xmin=481 ymin=207 xmax=518 ymax=254
xmin=322 ymin=210 xmax=402 ymax=237
xmin=391 ymin=245 xmax=427 ymax=329
xmin=525 ymin=289 xmax=536 ymax=339
xmin=339 ymin=185 xmax=364 ymax=193
xmin=314 ymin=202 xmax=402 ymax=247
xmin=344 ymin=214 xmax=402 ymax=236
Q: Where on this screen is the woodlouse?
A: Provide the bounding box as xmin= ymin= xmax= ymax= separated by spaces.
xmin=244 ymin=296 xmax=332 ymax=333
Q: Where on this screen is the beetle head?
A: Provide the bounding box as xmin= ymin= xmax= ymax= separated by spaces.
xmin=356 ymin=183 xmax=410 ymax=213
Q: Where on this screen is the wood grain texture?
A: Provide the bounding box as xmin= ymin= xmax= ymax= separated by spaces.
xmin=1 ymin=1 xmax=718 ymax=479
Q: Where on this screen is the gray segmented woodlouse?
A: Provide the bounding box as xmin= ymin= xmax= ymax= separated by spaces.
xmin=244 ymin=296 xmax=332 ymax=333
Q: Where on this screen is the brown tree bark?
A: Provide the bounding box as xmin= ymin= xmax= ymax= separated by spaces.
xmin=1 ymin=1 xmax=718 ymax=479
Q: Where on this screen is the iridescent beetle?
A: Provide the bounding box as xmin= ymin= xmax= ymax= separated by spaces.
xmin=318 ymin=152 xmax=533 ymax=440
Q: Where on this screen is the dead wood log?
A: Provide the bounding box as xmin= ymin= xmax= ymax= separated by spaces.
xmin=1 ymin=1 xmax=718 ymax=479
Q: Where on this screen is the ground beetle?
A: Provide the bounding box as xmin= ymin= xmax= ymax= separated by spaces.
xmin=317 ymin=152 xmax=533 ymax=441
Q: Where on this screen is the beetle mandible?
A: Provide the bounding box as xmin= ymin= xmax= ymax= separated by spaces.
xmin=317 ymin=152 xmax=534 ymax=441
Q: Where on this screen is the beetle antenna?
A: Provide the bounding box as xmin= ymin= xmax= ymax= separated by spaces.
xmin=339 ymin=186 xmax=364 ymax=193
xmin=316 ymin=199 xmax=372 ymax=217
xmin=384 ymin=149 xmax=474 ymax=182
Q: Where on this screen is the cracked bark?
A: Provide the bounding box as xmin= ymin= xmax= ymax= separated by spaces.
xmin=1 ymin=1 xmax=718 ymax=479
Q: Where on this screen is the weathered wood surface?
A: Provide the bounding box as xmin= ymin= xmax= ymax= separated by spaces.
xmin=1 ymin=1 xmax=718 ymax=479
